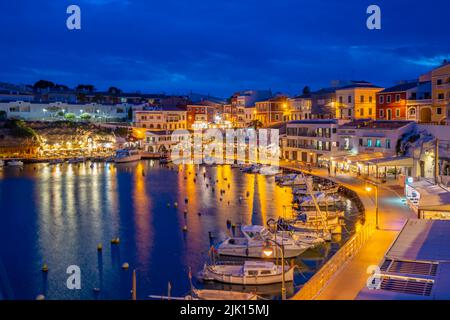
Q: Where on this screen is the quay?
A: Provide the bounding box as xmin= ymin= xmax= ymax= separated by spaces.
xmin=279 ymin=161 xmax=415 ymax=300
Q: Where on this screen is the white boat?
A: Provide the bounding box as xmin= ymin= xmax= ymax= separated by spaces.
xmin=293 ymin=185 xmax=339 ymax=196
xmin=295 ymin=192 xmax=342 ymax=208
xmin=279 ymin=174 xmax=306 ymax=186
xmin=0 ymin=160 xmax=4 ymax=167
xmin=275 ymin=173 xmax=296 ymax=183
xmin=286 ymin=216 xmax=342 ymax=234
xmin=278 ymin=230 xmax=325 ymax=247
xmin=7 ymin=160 xmax=23 ymax=167
xmin=216 ymin=225 xmax=312 ymax=258
xmin=275 ymin=218 xmax=333 ymax=241
xmin=200 ymin=261 xmax=294 ymax=285
xmin=114 ymin=149 xmax=141 ymax=163
xmin=259 ymin=165 xmax=281 ymax=176
xmin=296 ymin=210 xmax=344 ymax=222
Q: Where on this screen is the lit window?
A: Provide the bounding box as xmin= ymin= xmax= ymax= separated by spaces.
xmin=367 ymin=139 xmax=372 ymax=147
xmin=375 ymin=139 xmax=382 ymax=148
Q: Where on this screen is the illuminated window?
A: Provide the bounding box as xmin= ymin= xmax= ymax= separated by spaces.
xmin=375 ymin=139 xmax=382 ymax=148
xmin=367 ymin=139 xmax=372 ymax=147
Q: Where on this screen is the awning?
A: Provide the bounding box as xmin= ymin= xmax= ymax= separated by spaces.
xmin=367 ymin=156 xmax=413 ymax=167
xmin=320 ymin=152 xmax=386 ymax=163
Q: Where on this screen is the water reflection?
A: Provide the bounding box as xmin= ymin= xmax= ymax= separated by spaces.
xmin=0 ymin=161 xmax=363 ymax=300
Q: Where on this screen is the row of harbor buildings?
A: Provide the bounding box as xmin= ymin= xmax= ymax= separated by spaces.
xmin=0 ymin=61 xmax=448 ymax=127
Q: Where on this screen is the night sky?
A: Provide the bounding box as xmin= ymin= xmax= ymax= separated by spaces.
xmin=1 ymin=0 xmax=449 ymax=97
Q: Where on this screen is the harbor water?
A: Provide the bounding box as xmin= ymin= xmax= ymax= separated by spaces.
xmin=0 ymin=161 xmax=363 ymax=299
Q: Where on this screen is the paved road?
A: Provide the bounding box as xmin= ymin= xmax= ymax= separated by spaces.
xmin=280 ymin=162 xmax=415 ymax=299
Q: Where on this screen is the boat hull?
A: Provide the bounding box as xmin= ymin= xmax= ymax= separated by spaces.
xmin=217 ymin=243 xmax=307 ymax=258
xmin=201 ymin=265 xmax=294 ymax=285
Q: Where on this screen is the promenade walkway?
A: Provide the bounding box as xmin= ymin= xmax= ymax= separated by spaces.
xmin=279 ymin=162 xmax=415 ymax=300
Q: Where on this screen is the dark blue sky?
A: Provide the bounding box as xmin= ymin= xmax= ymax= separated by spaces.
xmin=0 ymin=0 xmax=449 ymax=97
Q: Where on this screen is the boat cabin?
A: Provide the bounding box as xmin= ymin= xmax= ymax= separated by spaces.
xmin=242 ymin=261 xmax=278 ymax=277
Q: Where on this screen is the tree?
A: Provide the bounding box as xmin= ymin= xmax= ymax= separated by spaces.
xmin=108 ymin=86 xmax=122 ymax=95
xmin=128 ymin=107 xmax=133 ymax=121
xmin=64 ymin=113 xmax=76 ymax=120
xmin=80 ymin=113 xmax=92 ymax=120
xmin=302 ymin=86 xmax=311 ymax=96
xmin=33 ymin=80 xmax=55 ymax=91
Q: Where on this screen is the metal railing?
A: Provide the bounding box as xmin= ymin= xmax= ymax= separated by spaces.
xmin=294 ymin=217 xmax=377 ymax=300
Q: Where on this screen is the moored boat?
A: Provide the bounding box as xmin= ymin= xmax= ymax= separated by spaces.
xmin=216 ymin=225 xmax=312 ymax=258
xmin=259 ymin=165 xmax=281 ymax=176
xmin=199 ymin=261 xmax=294 ymax=285
xmin=7 ymin=160 xmax=23 ymax=167
xmin=279 ymin=174 xmax=306 ymax=186
xmin=0 ymin=160 xmax=4 ymax=167
xmin=114 ymin=149 xmax=141 ymax=163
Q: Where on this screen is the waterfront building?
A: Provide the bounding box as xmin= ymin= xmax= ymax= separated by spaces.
xmin=255 ymin=95 xmax=289 ymax=126
xmin=287 ymin=94 xmax=312 ymax=120
xmin=230 ymin=90 xmax=272 ymax=127
xmin=310 ymin=87 xmax=336 ymax=119
xmin=335 ymin=81 xmax=383 ymax=120
xmin=331 ymin=120 xmax=415 ymax=177
xmin=0 ymin=100 xmax=130 ymax=121
xmin=133 ymin=105 xmax=187 ymax=131
xmin=187 ymin=104 xmax=216 ymax=129
xmin=0 ymin=82 xmax=34 ymax=102
xmin=376 ymin=81 xmax=432 ymax=122
xmin=282 ymin=119 xmax=341 ymax=164
xmin=430 ymin=61 xmax=450 ymax=124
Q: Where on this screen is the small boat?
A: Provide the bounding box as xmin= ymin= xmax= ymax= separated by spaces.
xmin=7 ymin=160 xmax=24 ymax=167
xmin=275 ymin=218 xmax=332 ymax=241
xmin=259 ymin=165 xmax=281 ymax=176
xmin=114 ymin=149 xmax=141 ymax=163
xmin=275 ymin=173 xmax=296 ymax=183
xmin=279 ymin=174 xmax=306 ymax=186
xmin=216 ymin=225 xmax=312 ymax=258
xmin=200 ymin=261 xmax=294 ymax=285
xmin=293 ymin=185 xmax=339 ymax=196
xmin=294 ymin=192 xmax=342 ymax=208
xmin=68 ymin=157 xmax=85 ymax=164
xmin=281 ymin=216 xmax=343 ymax=234
xmin=295 ymin=210 xmax=344 ymax=222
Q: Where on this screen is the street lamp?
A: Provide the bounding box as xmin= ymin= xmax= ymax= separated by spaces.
xmin=264 ymin=220 xmax=287 ymax=300
xmin=365 ymin=183 xmax=379 ymax=229
xmin=262 ymin=240 xmax=286 ymax=300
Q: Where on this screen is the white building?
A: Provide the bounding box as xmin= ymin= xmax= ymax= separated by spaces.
xmin=0 ymin=100 xmax=130 ymax=121
xmin=283 ymin=119 xmax=341 ymax=164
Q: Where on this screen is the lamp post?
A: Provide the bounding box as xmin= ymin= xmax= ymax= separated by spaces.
xmin=365 ymin=183 xmax=379 ymax=229
xmin=263 ymin=220 xmax=286 ymax=300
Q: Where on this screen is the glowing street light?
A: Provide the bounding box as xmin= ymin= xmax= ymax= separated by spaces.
xmin=365 ymin=182 xmax=379 ymax=229
xmin=265 ymin=219 xmax=287 ymax=300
